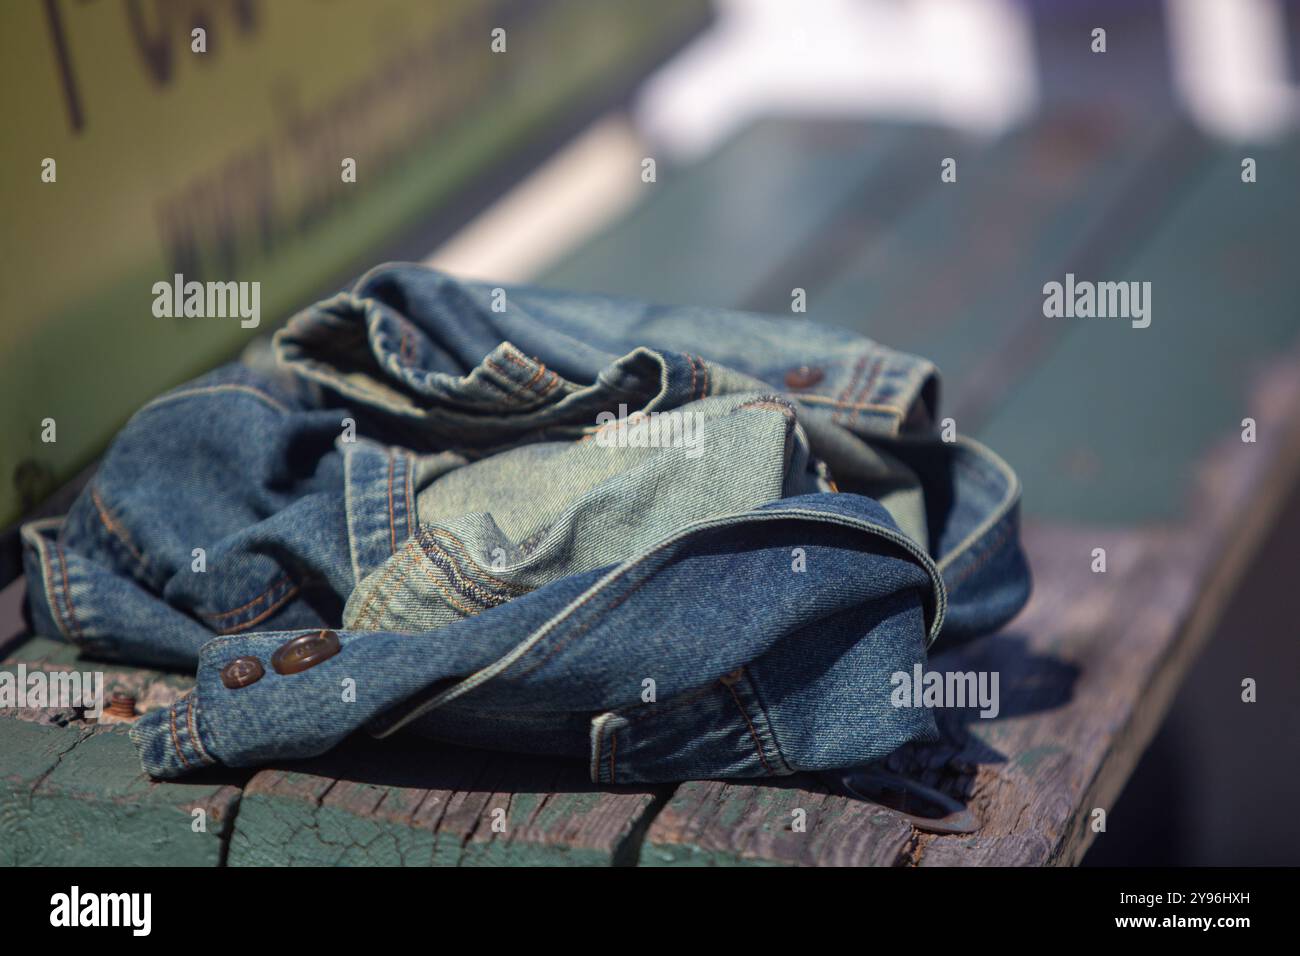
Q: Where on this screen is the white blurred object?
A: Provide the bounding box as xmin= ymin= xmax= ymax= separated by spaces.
xmin=1168 ymin=0 xmax=1300 ymax=142
xmin=634 ymin=0 xmax=1039 ymax=161
xmin=425 ymin=115 xmax=646 ymax=282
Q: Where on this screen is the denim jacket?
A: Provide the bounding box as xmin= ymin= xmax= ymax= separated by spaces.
xmin=22 ymin=264 xmax=1030 ymax=783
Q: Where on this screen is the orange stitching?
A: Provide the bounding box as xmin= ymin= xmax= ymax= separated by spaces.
xmin=484 ymin=357 xmax=531 ymax=395
xmin=537 ymin=371 xmax=564 ymax=397
xmin=55 ymin=543 xmax=84 ymax=641
xmin=425 ymin=529 xmax=529 ymax=592
xmin=186 ymin=693 xmax=210 ymax=763
xmin=701 ymin=358 xmax=711 ymax=398
xmin=497 ymin=347 xmax=532 ymax=370
xmin=387 ymin=449 xmax=397 ymax=554
xmin=357 ymin=543 xmax=421 ymax=629
xmin=795 ymin=395 xmax=903 ymax=416
xmin=850 ymin=356 xmax=883 ymax=427
xmin=90 ymin=487 xmax=146 ymax=568
xmin=420 ymin=540 xmax=512 ymax=608
xmin=414 ymin=550 xmax=479 ymax=618
xmin=351 ymin=538 xmax=416 ymax=628
xmin=39 ymin=538 xmax=72 ymax=640
xmin=472 ymin=359 xmax=524 ymax=401
xmin=834 ymin=354 xmax=868 ymax=425
xmin=404 ymin=451 xmax=415 ymax=542
xmin=199 ymin=574 xmax=291 ymax=621
xmin=739 ymin=399 xmax=797 ymax=416
xmin=724 ymin=674 xmax=773 ymax=774
xmin=169 ymin=703 xmax=192 ymax=769
xmin=688 ymin=355 xmax=698 ymax=401
xmin=945 ymin=518 xmax=1015 ymax=590
xmin=215 ymin=585 xmax=300 ymax=635
xmin=521 ymin=361 xmax=548 ymax=392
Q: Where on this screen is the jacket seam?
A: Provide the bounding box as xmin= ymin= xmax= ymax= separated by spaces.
xmin=213 ymin=584 xmax=300 ymax=635
xmin=38 ymin=535 xmax=71 ymax=641
xmin=186 ymin=692 xmax=211 ymax=763
xmin=169 ymin=702 xmax=192 ymax=769
xmin=90 ymin=486 xmax=149 ymax=573
xmin=199 ymin=573 xmax=293 ymax=622
xmin=724 ymin=672 xmax=773 ymax=774
xmin=54 ymin=542 xmax=85 ymax=642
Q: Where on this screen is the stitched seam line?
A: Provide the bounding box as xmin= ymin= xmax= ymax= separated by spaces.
xmin=169 ymin=703 xmax=192 ymax=770
xmin=54 ymin=542 xmax=85 ymax=642
xmin=850 ymin=356 xmax=884 ymax=427
xmin=609 ymin=730 xmax=617 ymax=784
xmin=214 ymin=585 xmax=300 ymax=635
xmin=419 ymin=540 xmax=512 ymax=607
xmin=537 ymin=371 xmax=564 ymax=397
xmin=593 ymin=719 xmax=608 ymax=783
xmin=424 ymin=529 xmax=530 ymax=593
xmin=725 ymin=674 xmax=773 ymax=774
xmin=833 ymin=353 xmax=869 ymax=425
xmin=740 ymin=665 xmax=792 ymax=773
xmin=90 ymin=487 xmax=147 ymax=570
xmin=39 ymin=537 xmax=71 ymax=641
xmin=520 ymin=361 xmax=549 ymax=392
xmin=358 ymin=544 xmax=421 ymax=629
xmin=186 ymin=692 xmax=211 ymax=763
xmin=199 ymin=574 xmax=292 ymax=621
xmin=795 ymin=395 xmax=903 ymax=415
xmin=945 ymin=517 xmax=1015 ymax=590
xmin=404 ymin=452 xmax=414 ymax=541
xmin=510 ymin=570 xmax=654 ymax=680
xmin=484 ymin=357 xmax=547 ymax=403
xmin=621 ymin=681 xmax=723 ymax=724
xmin=140 ymin=384 xmax=288 ymax=415
xmin=415 ymin=551 xmax=485 ymax=617
xmin=387 ymin=449 xmax=397 ymax=555
xmin=353 ymin=538 xmax=417 ymax=628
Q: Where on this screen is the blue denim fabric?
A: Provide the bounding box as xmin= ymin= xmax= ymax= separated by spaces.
xmin=21 ymin=263 xmax=1030 ymax=782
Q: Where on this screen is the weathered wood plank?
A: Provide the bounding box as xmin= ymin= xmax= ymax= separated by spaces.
xmin=639 ymin=776 xmax=914 ymax=867
xmin=641 ymin=351 xmax=1300 ymax=866
xmin=0 ymin=637 xmax=243 ymax=866
xmin=228 ymin=739 xmax=667 ymax=866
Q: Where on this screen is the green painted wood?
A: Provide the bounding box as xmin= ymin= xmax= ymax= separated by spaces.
xmin=803 ymin=112 xmax=1212 ymax=425
xmin=228 ymin=738 xmax=666 ymax=866
xmin=976 ymin=137 xmax=1300 ymax=524
xmin=639 ymin=777 xmax=913 ymax=867
xmin=542 ymin=120 xmax=959 ymax=309
xmin=1 ymin=637 xmax=243 ymax=866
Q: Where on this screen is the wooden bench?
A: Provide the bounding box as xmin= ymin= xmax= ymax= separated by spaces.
xmin=4 ymin=108 xmax=1299 ymax=865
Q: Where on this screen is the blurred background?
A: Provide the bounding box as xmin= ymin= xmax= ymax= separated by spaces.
xmin=2 ymin=0 xmax=1298 ymax=864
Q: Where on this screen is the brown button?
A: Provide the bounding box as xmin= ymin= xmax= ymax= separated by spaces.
xmin=718 ymin=667 xmax=744 ymax=686
xmin=784 ymin=366 xmax=824 ymax=390
xmin=221 ymin=656 xmax=265 ymax=689
xmin=271 ymin=629 xmax=341 ymax=675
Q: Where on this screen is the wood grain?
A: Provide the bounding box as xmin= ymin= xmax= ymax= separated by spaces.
xmin=0 ymin=639 xmax=242 ymax=866
xmin=641 ymin=354 xmax=1300 ymax=866
xmin=228 ymin=739 xmax=667 ymax=866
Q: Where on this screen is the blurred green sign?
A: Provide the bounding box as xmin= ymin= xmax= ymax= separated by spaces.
xmin=0 ymin=0 xmax=706 ymax=525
